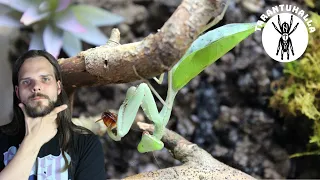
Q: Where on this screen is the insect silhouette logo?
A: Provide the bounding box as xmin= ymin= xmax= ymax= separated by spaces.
xmin=262 ymin=13 xmax=308 ymax=62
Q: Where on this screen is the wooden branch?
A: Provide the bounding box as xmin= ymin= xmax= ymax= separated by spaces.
xmin=59 ymin=0 xmax=225 ymax=93
xmin=72 ymin=116 xmax=256 ymax=180
xmin=122 ymin=122 xmax=256 ymax=180
xmin=64 ymin=0 xmax=254 ymax=179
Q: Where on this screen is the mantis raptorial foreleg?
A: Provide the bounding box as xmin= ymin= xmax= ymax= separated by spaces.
xmin=107 ymin=67 xmax=177 ymax=153
xmin=103 ymin=0 xmax=234 ymax=153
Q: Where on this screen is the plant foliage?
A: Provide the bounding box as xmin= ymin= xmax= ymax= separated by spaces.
xmin=172 ymin=23 xmax=256 ymax=91
xmin=0 ymin=0 xmax=124 ymax=57
xmin=269 ymin=11 xmax=320 ymax=157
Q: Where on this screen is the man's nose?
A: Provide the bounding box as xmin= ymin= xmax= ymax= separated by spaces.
xmin=31 ymin=81 xmax=41 ymax=92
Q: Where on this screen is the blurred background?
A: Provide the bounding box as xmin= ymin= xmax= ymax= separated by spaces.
xmin=1 ymin=0 xmax=320 ymax=179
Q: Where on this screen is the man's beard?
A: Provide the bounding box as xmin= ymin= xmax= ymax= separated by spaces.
xmin=24 ymin=93 xmax=58 ymax=118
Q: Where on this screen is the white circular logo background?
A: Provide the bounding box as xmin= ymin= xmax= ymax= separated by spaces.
xmin=262 ymin=13 xmax=308 ymax=62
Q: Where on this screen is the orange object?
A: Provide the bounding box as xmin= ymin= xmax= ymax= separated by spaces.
xmin=96 ymin=111 xmax=117 ymax=130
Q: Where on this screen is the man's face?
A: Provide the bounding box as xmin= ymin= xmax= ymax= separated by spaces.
xmin=15 ymin=56 xmax=61 ymax=117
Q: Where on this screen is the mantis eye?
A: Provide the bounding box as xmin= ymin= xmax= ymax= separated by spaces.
xmin=96 ymin=111 xmax=117 ymax=130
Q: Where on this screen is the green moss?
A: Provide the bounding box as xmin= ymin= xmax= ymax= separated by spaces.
xmin=269 ymin=12 xmax=320 ymax=156
xmin=305 ymin=0 xmax=315 ymax=8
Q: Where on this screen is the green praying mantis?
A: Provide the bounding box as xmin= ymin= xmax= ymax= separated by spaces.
xmin=101 ymin=2 xmax=257 ymax=153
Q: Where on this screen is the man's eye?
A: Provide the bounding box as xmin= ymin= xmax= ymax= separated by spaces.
xmin=43 ymin=77 xmax=50 ymax=82
xmin=21 ymin=80 xmax=30 ymax=85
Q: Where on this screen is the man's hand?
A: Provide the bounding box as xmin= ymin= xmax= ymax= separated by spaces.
xmin=19 ymin=103 xmax=68 ymax=148
xmin=0 ymin=104 xmax=67 ymax=179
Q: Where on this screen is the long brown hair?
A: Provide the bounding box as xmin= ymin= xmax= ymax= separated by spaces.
xmin=7 ymin=50 xmax=91 ymax=171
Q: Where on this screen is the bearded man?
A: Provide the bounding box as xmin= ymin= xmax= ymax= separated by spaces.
xmin=0 ymin=50 xmax=106 ymax=180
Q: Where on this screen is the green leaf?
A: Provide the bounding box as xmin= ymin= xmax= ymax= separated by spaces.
xmin=62 ymin=31 xmax=82 ymax=57
xmin=0 ymin=4 xmax=10 ymax=15
xmin=310 ymin=135 xmax=320 ymax=144
xmin=43 ymin=24 xmax=63 ymax=58
xmin=0 ymin=0 xmax=34 ymax=12
xmin=71 ymin=4 xmax=124 ymax=27
xmin=54 ymin=10 xmax=86 ymax=33
xmin=29 ymin=29 xmax=44 ymax=50
xmin=172 ymin=22 xmax=257 ymax=91
xmin=20 ymin=5 xmax=49 ymax=26
xmin=0 ymin=14 xmax=22 ymax=27
xmin=72 ymin=22 xmax=108 ymax=46
xmin=290 ymin=150 xmax=320 ymax=158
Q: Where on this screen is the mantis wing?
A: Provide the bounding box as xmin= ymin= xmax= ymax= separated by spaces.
xmin=172 ymin=22 xmax=257 ymax=91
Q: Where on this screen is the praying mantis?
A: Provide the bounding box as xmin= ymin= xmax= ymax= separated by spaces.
xmin=98 ymin=1 xmax=257 ymax=153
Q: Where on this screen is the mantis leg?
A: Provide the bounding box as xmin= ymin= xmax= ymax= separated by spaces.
xmin=132 ymin=66 xmax=168 ymax=108
xmin=152 ymin=73 xmax=165 ymax=84
xmin=137 ymin=70 xmax=178 ymax=153
xmin=109 ymin=83 xmax=169 ymax=153
xmin=110 ymin=67 xmax=177 ymax=153
xmin=137 ymin=78 xmax=178 ymax=153
xmin=138 ymin=83 xmax=169 ymax=153
xmin=117 ymin=84 xmax=147 ymax=137
xmin=107 ymin=85 xmax=145 ymax=141
xmin=199 ymin=0 xmax=230 ymax=34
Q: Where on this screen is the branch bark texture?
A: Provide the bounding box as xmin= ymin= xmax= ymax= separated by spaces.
xmin=61 ymin=0 xmax=256 ymax=179
xmin=122 ymin=123 xmax=256 ymax=180
xmin=72 ymin=117 xmax=256 ymax=180
xmin=59 ymin=0 xmax=224 ymax=92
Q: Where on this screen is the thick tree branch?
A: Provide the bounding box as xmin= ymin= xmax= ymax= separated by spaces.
xmin=63 ymin=0 xmax=254 ymax=179
xmin=72 ymin=116 xmax=256 ymax=180
xmin=58 ymin=0 xmax=225 ymax=93
xmin=122 ymin=122 xmax=256 ymax=180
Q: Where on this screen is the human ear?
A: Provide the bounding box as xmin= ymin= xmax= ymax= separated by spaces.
xmin=15 ymin=86 xmax=20 ymax=100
